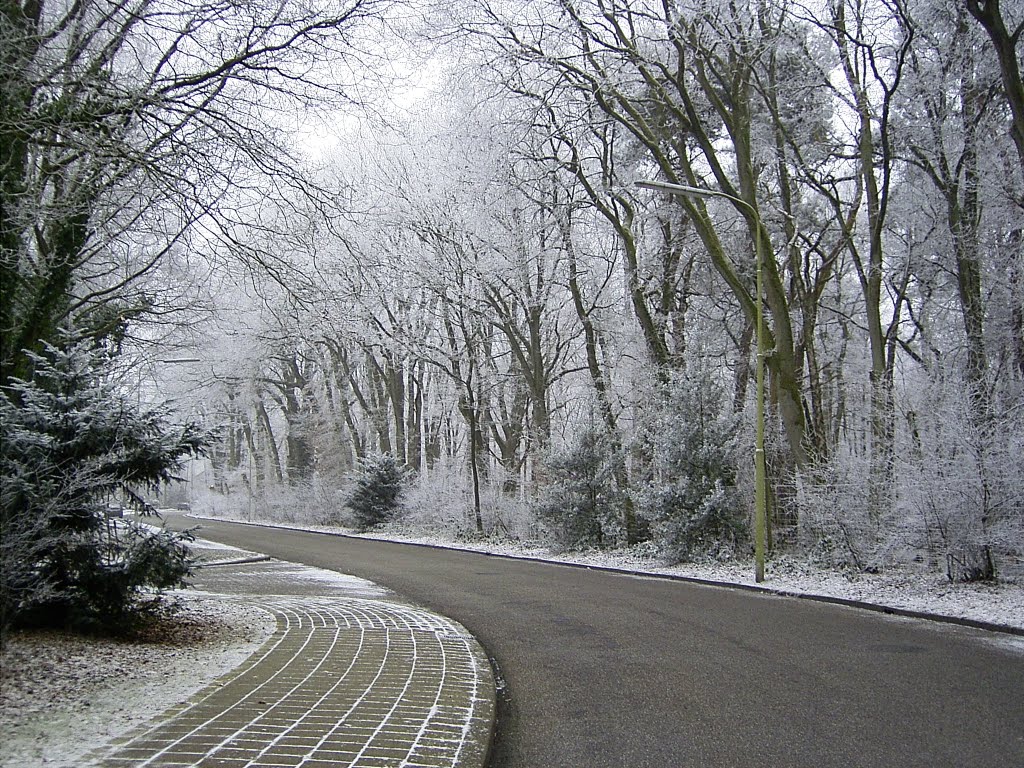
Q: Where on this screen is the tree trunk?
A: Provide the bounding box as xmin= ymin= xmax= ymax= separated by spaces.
xmin=559 ymin=208 xmax=643 ymax=544
xmin=255 ymin=399 xmax=284 ymax=484
xmin=965 ymin=0 xmax=1024 ymax=173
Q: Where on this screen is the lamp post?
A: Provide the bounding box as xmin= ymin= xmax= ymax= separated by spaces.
xmin=635 ymin=179 xmax=767 ymax=583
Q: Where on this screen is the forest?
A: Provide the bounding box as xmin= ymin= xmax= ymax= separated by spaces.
xmin=2 ymin=0 xmax=1022 ymax=615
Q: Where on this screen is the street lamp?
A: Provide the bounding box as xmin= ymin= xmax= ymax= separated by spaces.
xmin=635 ymin=179 xmax=767 ymax=583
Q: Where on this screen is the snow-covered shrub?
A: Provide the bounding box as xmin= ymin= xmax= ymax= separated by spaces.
xmin=387 ymin=462 xmax=532 ymax=539
xmin=51 ymin=520 xmax=196 ymax=630
xmin=388 ymin=466 xmax=467 ymax=532
xmin=345 ymin=454 xmax=406 ymax=531
xmin=634 ymin=370 xmax=746 ymax=563
xmin=534 ymin=427 xmax=630 ymax=551
xmin=897 ymin=374 xmax=1024 ymax=582
xmin=795 ymin=371 xmax=1024 ymax=581
xmin=794 ymin=455 xmax=877 ymax=571
xmin=0 ymin=342 xmax=208 ymax=638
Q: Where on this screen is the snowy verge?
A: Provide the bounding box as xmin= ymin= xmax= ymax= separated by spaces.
xmin=0 ymin=593 xmax=276 ymax=768
xmin=0 ymin=533 xmax=409 ymax=768
xmin=186 ymin=513 xmax=1024 ymax=633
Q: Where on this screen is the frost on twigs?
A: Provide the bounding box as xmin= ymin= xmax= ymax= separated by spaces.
xmin=794 ymin=373 xmax=1024 ymax=583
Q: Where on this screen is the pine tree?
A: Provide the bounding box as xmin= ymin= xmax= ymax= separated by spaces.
xmin=534 ymin=428 xmax=630 ymax=551
xmin=636 ymin=371 xmax=746 ymax=563
xmin=346 ymin=455 xmax=405 ymax=531
xmin=0 ymin=342 xmax=209 ymax=639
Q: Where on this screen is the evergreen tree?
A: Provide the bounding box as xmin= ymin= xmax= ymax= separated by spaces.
xmin=535 ymin=428 xmax=631 ymax=551
xmin=636 ymin=371 xmax=746 ymax=563
xmin=0 ymin=342 xmax=209 ymax=639
xmin=346 ymin=454 xmax=406 ymax=531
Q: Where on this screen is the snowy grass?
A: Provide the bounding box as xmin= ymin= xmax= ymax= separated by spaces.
xmin=0 ymin=593 xmax=276 ymax=768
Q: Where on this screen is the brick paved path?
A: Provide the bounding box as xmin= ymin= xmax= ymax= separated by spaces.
xmin=90 ymin=550 xmax=494 ymax=768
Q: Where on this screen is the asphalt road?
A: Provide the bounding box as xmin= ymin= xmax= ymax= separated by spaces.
xmin=176 ymin=516 xmax=1024 ymax=768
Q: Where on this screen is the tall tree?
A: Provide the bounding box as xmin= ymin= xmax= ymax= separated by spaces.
xmin=0 ymin=0 xmax=393 ymax=386
xmin=964 ymin=0 xmax=1024 ymax=172
xmin=464 ymin=0 xmax=814 ymax=467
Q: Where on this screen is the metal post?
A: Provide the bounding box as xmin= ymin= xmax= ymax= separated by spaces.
xmin=753 ymin=224 xmax=766 ymax=583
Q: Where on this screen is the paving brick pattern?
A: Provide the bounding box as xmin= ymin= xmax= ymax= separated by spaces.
xmin=90 ymin=557 xmax=494 ymax=768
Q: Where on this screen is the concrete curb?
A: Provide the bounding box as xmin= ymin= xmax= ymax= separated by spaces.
xmin=192 ymin=555 xmax=273 ymax=567
xmin=186 ymin=515 xmax=1024 ymax=638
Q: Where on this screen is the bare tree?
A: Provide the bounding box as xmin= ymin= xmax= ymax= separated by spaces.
xmin=461 ymin=0 xmax=817 ymax=469
xmin=0 ymin=0 xmax=394 ymax=386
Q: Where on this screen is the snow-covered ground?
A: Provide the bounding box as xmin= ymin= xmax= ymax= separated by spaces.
xmin=189 ymin=514 xmax=1024 ymax=632
xmin=0 ymin=537 xmax=399 ymax=768
xmin=0 ymin=593 xmax=276 ymax=768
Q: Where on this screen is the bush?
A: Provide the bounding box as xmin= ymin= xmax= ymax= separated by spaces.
xmin=534 ymin=428 xmax=631 ymax=551
xmin=13 ymin=521 xmax=196 ymax=632
xmin=346 ymin=454 xmax=406 ymax=531
xmin=0 ymin=342 xmax=209 ymax=639
xmin=635 ymin=370 xmax=746 ymax=562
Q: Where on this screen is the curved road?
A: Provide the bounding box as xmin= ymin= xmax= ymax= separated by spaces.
xmin=178 ymin=517 xmax=1024 ymax=767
